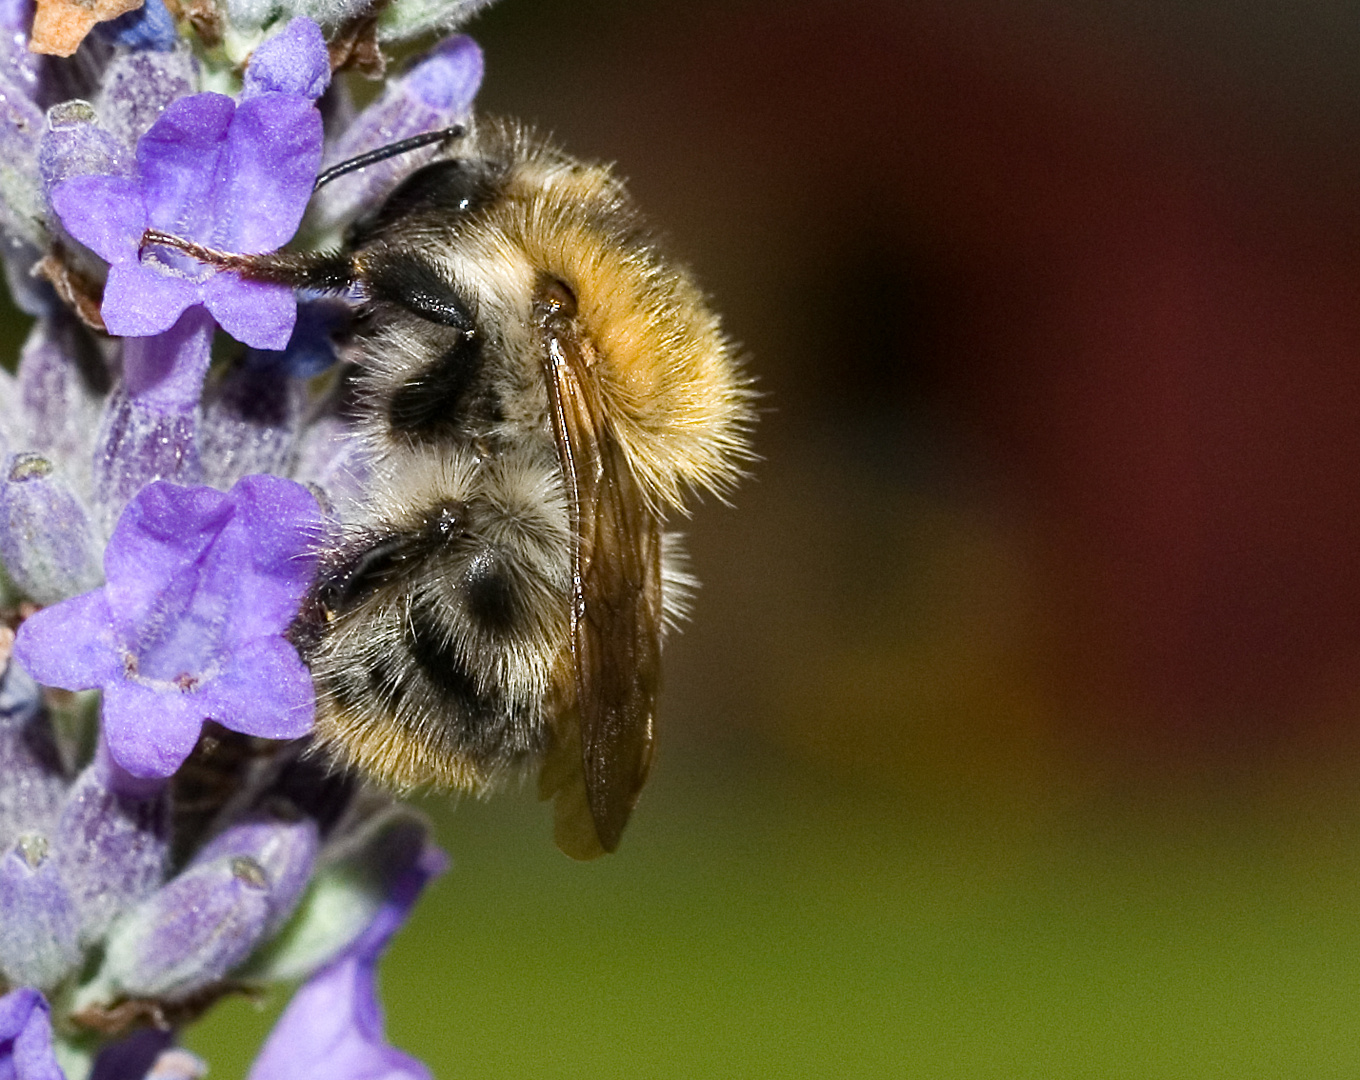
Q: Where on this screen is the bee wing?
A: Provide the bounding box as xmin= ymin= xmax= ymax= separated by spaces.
xmin=543 ymin=325 xmax=663 ymax=855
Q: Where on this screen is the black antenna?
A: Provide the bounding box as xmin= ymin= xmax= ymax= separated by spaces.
xmin=313 ymin=125 xmax=466 ymax=191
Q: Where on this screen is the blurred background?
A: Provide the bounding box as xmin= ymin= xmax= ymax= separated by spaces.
xmin=188 ymin=0 xmax=1360 ymax=1075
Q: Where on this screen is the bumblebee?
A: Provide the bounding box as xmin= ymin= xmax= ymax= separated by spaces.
xmin=148 ymin=120 xmax=750 ymax=857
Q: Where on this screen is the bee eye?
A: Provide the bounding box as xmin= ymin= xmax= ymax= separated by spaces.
xmin=349 ymin=158 xmax=497 ymax=246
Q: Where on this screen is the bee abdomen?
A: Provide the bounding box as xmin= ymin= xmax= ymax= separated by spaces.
xmin=460 ymin=548 xmax=520 ymax=633
xmin=404 ymin=601 xmax=539 ymax=759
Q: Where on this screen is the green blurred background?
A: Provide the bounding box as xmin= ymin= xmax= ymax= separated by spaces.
xmin=185 ymin=0 xmax=1360 ymax=1075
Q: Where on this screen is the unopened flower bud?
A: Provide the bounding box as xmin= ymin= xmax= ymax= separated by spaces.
xmin=247 ymin=809 xmax=438 ymax=982
xmin=53 ymin=753 xmax=169 ymax=946
xmin=94 ymin=10 xmax=188 ymax=95
xmin=292 ymin=413 xmax=371 ymax=519
xmin=193 ymin=813 xmax=320 ymax=936
xmin=312 ymin=35 xmax=481 ymax=231
xmin=14 ymin=316 xmax=106 ymax=498
xmin=0 ymin=660 xmax=65 ymax=852
xmin=0 ymin=840 xmax=81 ymax=990
xmin=39 ymin=102 xmax=131 ymax=195
xmin=0 ymin=76 xmax=45 ymax=253
xmin=0 ymin=452 xmax=102 ymax=604
xmin=96 ymin=853 xmax=272 ymax=1002
xmin=199 ymin=361 xmax=306 ymax=491
xmin=91 ymin=382 xmax=203 ymax=536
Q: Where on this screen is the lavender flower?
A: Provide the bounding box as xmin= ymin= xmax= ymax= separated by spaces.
xmin=13 ymin=474 xmax=321 ymax=779
xmin=0 ymin=3 xmax=494 ymax=1079
xmin=50 ymin=19 xmax=329 ymax=348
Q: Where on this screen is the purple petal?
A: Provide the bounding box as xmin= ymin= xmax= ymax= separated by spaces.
xmin=247 ymin=836 xmax=444 ymax=1080
xmin=50 ymin=174 xmax=146 ymax=266
xmin=347 ymin=840 xmax=447 ymax=962
xmin=100 ymin=681 xmax=206 ymax=779
xmin=102 ymin=479 xmax=233 ymax=631
xmin=201 ymin=274 xmax=297 ymax=351
xmin=243 ymin=18 xmax=329 ymax=101
xmin=87 ymin=475 xmax=320 ymax=772
xmin=213 ymin=92 xmax=322 ymax=253
xmin=0 ymin=989 xmax=63 ymax=1080
xmin=0 ymin=990 xmax=40 ymax=1037
xmin=202 ymin=636 xmax=313 ymax=741
xmin=89 ymin=1029 xmax=175 ymax=1080
xmin=96 ymin=0 xmax=178 ymax=52
xmin=92 ymin=732 xmax=170 ymax=800
xmin=244 ymin=296 xmax=346 ymax=380
xmin=218 ymin=474 xmax=321 ymax=633
xmin=247 ymin=954 xmax=430 ymax=1080
xmin=12 ymin=589 xmax=121 ymax=691
xmin=138 ymin=93 xmax=235 ymax=242
xmin=100 ymin=263 xmax=199 ymax=340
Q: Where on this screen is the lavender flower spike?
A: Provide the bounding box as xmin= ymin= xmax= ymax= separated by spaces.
xmin=13 ymin=474 xmax=323 ymax=779
xmin=0 ymin=4 xmax=504 ymax=1078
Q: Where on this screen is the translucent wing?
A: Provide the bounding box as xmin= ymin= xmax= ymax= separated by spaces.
xmin=541 ymin=310 xmax=663 ymax=855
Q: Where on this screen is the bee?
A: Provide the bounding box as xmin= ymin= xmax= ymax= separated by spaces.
xmin=148 ymin=119 xmax=750 ymax=857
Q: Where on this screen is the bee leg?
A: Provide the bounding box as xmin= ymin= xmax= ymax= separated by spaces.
xmin=139 ymin=230 xmax=357 ymax=292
